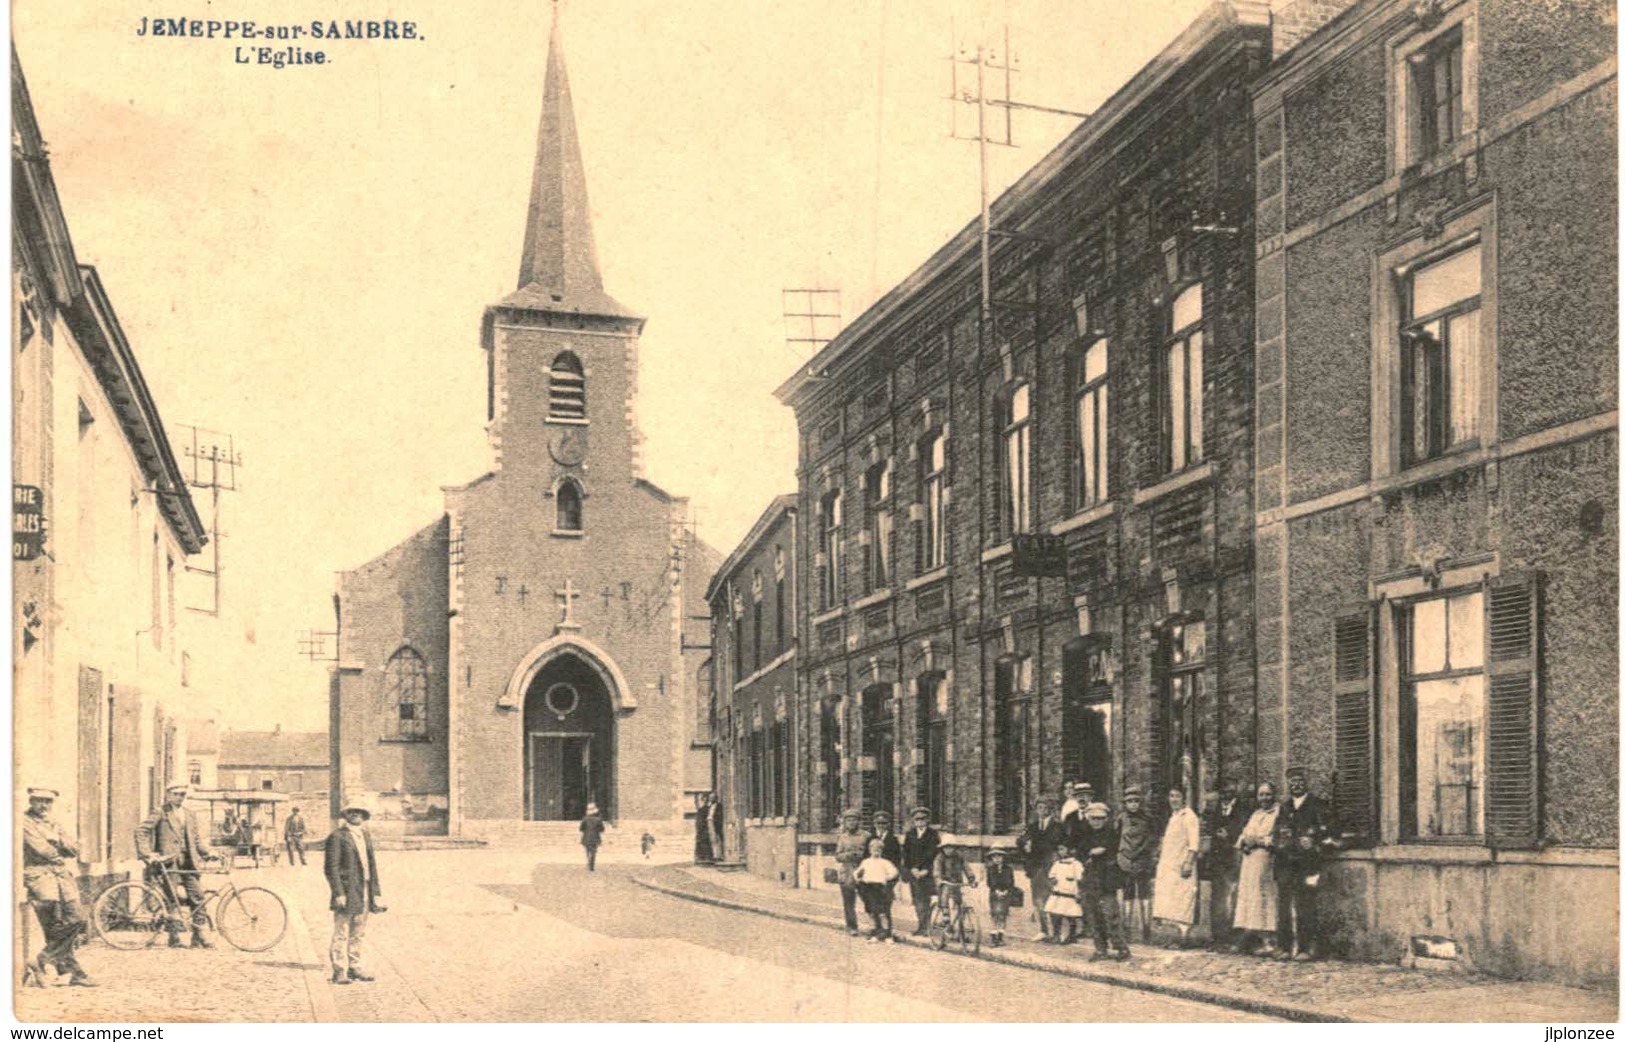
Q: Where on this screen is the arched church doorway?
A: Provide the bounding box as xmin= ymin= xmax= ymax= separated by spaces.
xmin=523 ymin=654 xmax=615 ymax=820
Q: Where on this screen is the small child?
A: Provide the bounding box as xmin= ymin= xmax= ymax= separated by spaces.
xmin=932 ymin=842 xmax=978 ymax=925
xmin=1045 ymin=842 xmax=1085 ymax=945
xmin=854 ymin=837 xmax=900 ymax=943
xmin=984 ymin=847 xmax=1017 ymax=947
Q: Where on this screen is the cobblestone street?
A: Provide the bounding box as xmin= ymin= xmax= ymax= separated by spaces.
xmin=16 ymin=850 xmax=1275 ymax=1023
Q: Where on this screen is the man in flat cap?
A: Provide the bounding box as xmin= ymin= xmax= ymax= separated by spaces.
xmin=22 ymin=788 xmax=95 ymax=986
xmin=325 ymin=800 xmax=385 ymax=985
xmin=1273 ymin=766 xmax=1338 ymax=960
xmin=901 ymin=806 xmax=942 ymax=935
xmin=834 ymin=809 xmax=869 ymax=935
xmin=1115 ymin=784 xmax=1158 ymax=943
xmin=135 ymin=783 xmax=220 ymax=948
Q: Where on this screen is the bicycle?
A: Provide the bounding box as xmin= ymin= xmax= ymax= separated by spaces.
xmin=928 ymin=881 xmax=981 ymax=954
xmin=91 ymin=859 xmax=288 ymax=952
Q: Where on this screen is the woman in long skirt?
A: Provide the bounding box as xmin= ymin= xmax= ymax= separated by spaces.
xmin=1152 ymin=787 xmax=1202 ymax=946
xmin=1233 ymin=782 xmax=1281 ymax=956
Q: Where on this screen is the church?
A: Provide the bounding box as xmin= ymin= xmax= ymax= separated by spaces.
xmin=329 ymin=14 xmax=718 ymax=842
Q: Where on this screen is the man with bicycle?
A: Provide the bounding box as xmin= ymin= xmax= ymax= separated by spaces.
xmin=930 ymin=841 xmax=977 ymax=929
xmin=134 ymin=783 xmax=221 ymax=948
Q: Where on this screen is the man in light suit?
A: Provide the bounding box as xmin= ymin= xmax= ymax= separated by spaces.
xmin=22 ymin=788 xmax=95 ymax=986
xmin=135 ymin=784 xmax=219 ymax=948
xmin=325 ymin=801 xmax=386 ymax=985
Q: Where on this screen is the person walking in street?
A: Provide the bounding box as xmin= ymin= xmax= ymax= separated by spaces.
xmin=1115 ymin=785 xmax=1158 ymax=943
xmin=579 ymin=802 xmax=605 ymax=872
xmin=1152 ymin=786 xmax=1201 ymax=947
xmin=1043 ymin=841 xmax=1084 ymax=945
xmin=284 ymin=806 xmax=308 ymax=867
xmin=834 ymin=809 xmax=869 ymax=936
xmin=854 ymin=836 xmax=899 ymax=943
xmin=983 ymin=846 xmax=1017 ymax=947
xmin=1273 ymin=766 xmax=1337 ymax=961
xmin=1017 ymin=795 xmax=1064 ymax=941
xmin=135 ymin=783 xmax=220 ymax=948
xmin=901 ymin=806 xmax=941 ymax=935
xmin=1202 ymin=783 xmax=1249 ymax=950
xmin=22 ymin=788 xmax=95 ymax=987
xmin=325 ymin=801 xmax=385 ymax=985
xmin=694 ymin=793 xmax=715 ymax=864
xmin=1233 ymin=782 xmax=1281 ymax=956
xmin=1077 ymin=802 xmax=1130 ymax=961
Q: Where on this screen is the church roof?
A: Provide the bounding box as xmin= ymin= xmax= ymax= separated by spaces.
xmin=501 ymin=10 xmax=640 ymax=322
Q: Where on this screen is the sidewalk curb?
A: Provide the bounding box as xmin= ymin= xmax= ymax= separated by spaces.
xmin=286 ymin=899 xmax=339 ymax=1022
xmin=632 ymin=873 xmax=1350 ymax=1024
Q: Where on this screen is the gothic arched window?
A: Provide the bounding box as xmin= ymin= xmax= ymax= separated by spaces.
xmin=384 ymin=646 xmax=429 ymax=740
xmin=556 ymin=478 xmax=584 ymax=532
xmin=549 ymin=352 xmax=586 ymax=420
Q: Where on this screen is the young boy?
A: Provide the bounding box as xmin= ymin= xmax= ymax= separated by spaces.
xmin=931 ymin=841 xmax=977 ymax=927
xmin=1044 ymin=842 xmax=1084 ymax=945
xmin=854 ymin=837 xmax=900 ymax=943
xmin=983 ymin=847 xmax=1017 ymax=947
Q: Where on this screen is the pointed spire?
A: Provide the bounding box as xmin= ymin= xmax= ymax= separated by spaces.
xmin=507 ymin=3 xmax=637 ymax=319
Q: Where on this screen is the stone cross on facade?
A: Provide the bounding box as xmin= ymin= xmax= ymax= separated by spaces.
xmin=555 ymin=577 xmax=582 ymax=632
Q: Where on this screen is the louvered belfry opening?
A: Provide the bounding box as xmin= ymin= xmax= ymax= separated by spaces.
xmin=548 ymin=352 xmax=586 ymax=420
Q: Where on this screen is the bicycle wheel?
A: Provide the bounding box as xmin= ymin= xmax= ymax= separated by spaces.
xmin=958 ymin=906 xmax=981 ymax=955
xmin=928 ymin=908 xmax=949 ymax=950
xmin=216 ymin=886 xmax=288 ymax=952
xmin=92 ymin=882 xmax=171 ymax=950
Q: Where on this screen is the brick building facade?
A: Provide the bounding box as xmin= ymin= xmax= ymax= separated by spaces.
xmin=706 ymin=496 xmax=798 ymax=882
xmin=776 ymin=5 xmax=1274 ymax=879
xmin=330 ymin=15 xmax=716 ymax=841
xmin=1251 ymin=0 xmax=1617 ymax=984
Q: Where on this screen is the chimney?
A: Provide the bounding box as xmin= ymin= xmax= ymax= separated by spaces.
xmin=1269 ymin=0 xmax=1358 ymax=60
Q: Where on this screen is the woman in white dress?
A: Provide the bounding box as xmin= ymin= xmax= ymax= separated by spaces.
xmin=1233 ymin=782 xmax=1281 ymax=956
xmin=1152 ymin=787 xmax=1201 ymax=946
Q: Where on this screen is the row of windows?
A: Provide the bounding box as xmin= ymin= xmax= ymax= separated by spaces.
xmin=742 ymin=719 xmax=791 ymax=819
xmin=730 ymin=554 xmax=789 ymax=682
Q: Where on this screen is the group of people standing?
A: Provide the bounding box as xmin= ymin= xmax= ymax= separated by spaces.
xmin=819 ymin=766 xmax=1340 ymax=962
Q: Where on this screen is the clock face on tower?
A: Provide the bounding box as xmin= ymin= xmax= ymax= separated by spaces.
xmin=549 ymin=427 xmax=588 ymax=467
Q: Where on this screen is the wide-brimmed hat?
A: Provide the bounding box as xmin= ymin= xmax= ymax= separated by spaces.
xmin=586 ymin=802 xmax=600 ymax=814
xmin=341 ymin=801 xmax=372 ymax=821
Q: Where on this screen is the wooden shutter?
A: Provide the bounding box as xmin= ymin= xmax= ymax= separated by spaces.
xmin=77 ymin=666 xmax=105 ymax=864
xmin=109 ymin=686 xmax=144 ymax=861
xmin=1332 ymin=606 xmax=1377 ymax=845
xmin=1486 ymin=572 xmax=1541 ymax=849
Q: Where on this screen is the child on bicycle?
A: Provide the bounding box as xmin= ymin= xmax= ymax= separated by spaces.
xmin=854 ymin=836 xmax=900 ymax=943
xmin=931 ymin=841 xmax=977 ymax=927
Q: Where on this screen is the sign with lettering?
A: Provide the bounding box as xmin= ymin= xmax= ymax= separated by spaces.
xmin=1010 ymin=533 xmax=1067 ymax=578
xmin=13 ymin=485 xmax=44 ymax=561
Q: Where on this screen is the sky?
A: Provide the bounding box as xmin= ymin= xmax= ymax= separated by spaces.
xmin=12 ymin=0 xmax=1210 ymax=730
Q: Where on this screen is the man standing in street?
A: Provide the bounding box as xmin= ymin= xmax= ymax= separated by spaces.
xmin=1017 ymin=795 xmax=1064 ymax=941
xmin=325 ymin=801 xmax=385 ymax=985
xmin=834 ymin=809 xmax=869 ymax=936
xmin=135 ymin=783 xmax=219 ymax=948
xmin=284 ymin=806 xmax=308 ymax=866
xmin=1115 ymin=785 xmax=1158 ymax=943
xmin=22 ymin=788 xmax=95 ymax=987
xmin=901 ymin=806 xmax=941 ymax=935
xmin=1202 ymin=782 xmax=1250 ymax=949
xmin=1274 ymin=766 xmax=1337 ymax=960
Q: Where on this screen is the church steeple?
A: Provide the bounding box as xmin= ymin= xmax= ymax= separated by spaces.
xmin=502 ymin=4 xmax=638 ymax=320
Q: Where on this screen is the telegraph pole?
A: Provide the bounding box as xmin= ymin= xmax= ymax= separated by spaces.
xmin=177 ymin=425 xmax=242 ymax=617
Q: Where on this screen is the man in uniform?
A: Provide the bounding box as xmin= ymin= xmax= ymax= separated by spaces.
xmin=135 ymin=783 xmax=219 ymax=948
xmin=22 ymin=788 xmax=95 ymax=987
xmin=1274 ymin=766 xmax=1337 ymax=960
xmin=834 ymin=809 xmax=869 ymax=935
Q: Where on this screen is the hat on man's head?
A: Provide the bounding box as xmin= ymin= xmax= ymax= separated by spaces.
xmin=986 ymin=846 xmax=1007 ymax=859
xmin=341 ymin=801 xmax=372 ymax=821
xmin=586 ymin=802 xmax=599 ymax=815
xmin=1286 ymin=765 xmax=1309 ymax=779
xmin=1083 ymin=802 xmax=1110 ymax=819
xmin=872 ymin=810 xmax=891 ymax=821
xmin=1123 ymin=784 xmax=1144 ymax=798
xmin=910 ymin=806 xmax=931 ymax=819
xmin=165 ymin=783 xmax=190 ymax=796
xmin=26 ymin=787 xmax=58 ymax=801
xmin=841 ymin=808 xmax=863 ymax=821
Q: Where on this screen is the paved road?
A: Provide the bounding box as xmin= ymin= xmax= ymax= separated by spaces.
xmin=280 ymin=851 xmax=1274 ymax=1022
